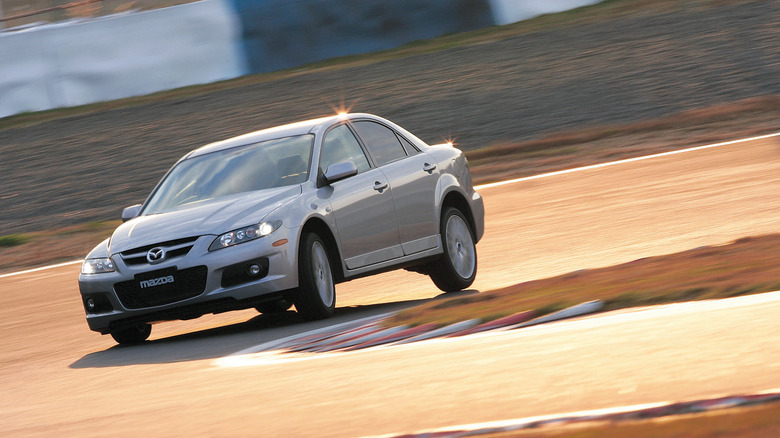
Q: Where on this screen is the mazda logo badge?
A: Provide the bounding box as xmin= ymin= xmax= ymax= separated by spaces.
xmin=147 ymin=247 xmax=166 ymax=264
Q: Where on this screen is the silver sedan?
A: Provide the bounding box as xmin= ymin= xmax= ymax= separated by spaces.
xmin=78 ymin=113 xmax=484 ymax=344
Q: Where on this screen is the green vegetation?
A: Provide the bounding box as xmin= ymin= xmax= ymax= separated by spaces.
xmin=0 ymin=234 xmax=33 ymax=248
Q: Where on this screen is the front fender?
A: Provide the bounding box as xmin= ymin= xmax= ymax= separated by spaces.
xmin=85 ymin=238 xmax=111 ymax=259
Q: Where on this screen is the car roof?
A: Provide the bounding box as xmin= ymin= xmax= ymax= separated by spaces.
xmin=186 ymin=113 xmax=381 ymax=158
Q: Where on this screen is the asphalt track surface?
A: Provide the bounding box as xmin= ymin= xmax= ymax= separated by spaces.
xmin=1 ymin=135 xmax=779 ymax=436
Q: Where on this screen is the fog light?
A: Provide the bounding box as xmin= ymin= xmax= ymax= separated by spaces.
xmin=247 ymin=264 xmax=262 ymax=276
xmin=86 ymin=298 xmax=96 ymax=310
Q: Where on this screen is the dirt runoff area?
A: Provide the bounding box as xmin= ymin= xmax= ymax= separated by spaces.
xmin=1 ymin=0 xmax=779 ymax=235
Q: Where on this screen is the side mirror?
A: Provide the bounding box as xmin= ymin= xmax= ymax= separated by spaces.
xmin=121 ymin=204 xmax=142 ymax=222
xmin=323 ymin=162 xmax=358 ymax=184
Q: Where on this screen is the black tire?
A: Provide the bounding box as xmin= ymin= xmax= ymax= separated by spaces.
xmin=255 ymin=298 xmax=293 ymax=314
xmin=294 ymin=232 xmax=336 ymax=320
xmin=110 ymin=323 xmax=151 ymax=345
xmin=429 ymin=207 xmax=477 ymax=292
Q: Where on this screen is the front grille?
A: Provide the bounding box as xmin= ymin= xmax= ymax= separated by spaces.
xmin=114 ymin=266 xmax=208 ymax=309
xmin=120 ymin=236 xmax=199 ymax=266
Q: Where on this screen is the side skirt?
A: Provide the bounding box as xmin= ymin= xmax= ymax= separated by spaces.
xmin=340 ymin=240 xmax=443 ymax=282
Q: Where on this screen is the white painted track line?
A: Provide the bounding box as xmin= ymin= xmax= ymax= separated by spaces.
xmin=0 ymin=259 xmax=82 ymax=279
xmin=473 ymin=131 xmax=780 ymax=190
xmin=3 ymin=131 xmax=779 ymax=279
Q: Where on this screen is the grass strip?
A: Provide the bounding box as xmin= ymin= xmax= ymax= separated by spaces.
xmin=0 ymin=221 xmax=120 ymax=273
xmin=466 ymin=96 xmax=780 ymax=165
xmin=387 ymin=234 xmax=780 ymax=328
xmin=0 ymin=234 xmax=33 ymax=248
xmin=465 ymin=95 xmax=780 ymax=186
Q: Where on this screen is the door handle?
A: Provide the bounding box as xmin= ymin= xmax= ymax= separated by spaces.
xmin=373 ymin=181 xmax=388 ymax=192
xmin=423 ymin=163 xmax=437 ymax=173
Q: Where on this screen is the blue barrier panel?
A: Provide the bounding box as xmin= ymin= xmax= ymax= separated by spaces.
xmin=230 ymin=0 xmax=494 ymax=73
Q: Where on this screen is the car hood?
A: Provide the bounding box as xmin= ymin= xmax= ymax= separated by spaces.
xmin=108 ymin=186 xmax=301 ymax=254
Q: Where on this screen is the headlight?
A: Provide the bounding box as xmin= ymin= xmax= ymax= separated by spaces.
xmin=81 ymin=258 xmax=116 ymax=274
xmin=209 ymin=221 xmax=282 ymax=251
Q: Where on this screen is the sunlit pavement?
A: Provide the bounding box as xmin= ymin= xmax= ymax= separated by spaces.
xmin=2 ymin=135 xmax=780 ymax=437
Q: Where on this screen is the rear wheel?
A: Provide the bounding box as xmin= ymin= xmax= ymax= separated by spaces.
xmin=429 ymin=207 xmax=477 ymax=292
xmin=110 ymin=323 xmax=151 ymax=345
xmin=294 ymin=232 xmax=336 ymax=320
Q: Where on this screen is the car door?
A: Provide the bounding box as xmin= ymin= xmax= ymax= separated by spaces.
xmin=351 ymin=120 xmax=440 ymax=256
xmin=317 ymin=123 xmax=403 ymax=270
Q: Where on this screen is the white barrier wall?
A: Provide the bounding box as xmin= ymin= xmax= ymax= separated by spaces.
xmin=0 ymin=0 xmax=603 ymax=119
xmin=0 ymin=0 xmax=247 ymax=118
xmin=488 ymin=0 xmax=601 ymax=25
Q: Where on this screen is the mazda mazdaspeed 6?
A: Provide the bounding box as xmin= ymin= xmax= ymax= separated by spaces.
xmin=78 ymin=113 xmax=484 ymax=344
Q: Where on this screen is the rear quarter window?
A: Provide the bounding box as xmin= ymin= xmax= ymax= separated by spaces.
xmin=352 ymin=121 xmax=408 ymax=166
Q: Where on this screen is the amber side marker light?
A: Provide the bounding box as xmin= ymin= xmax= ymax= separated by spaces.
xmin=272 ymin=239 xmax=288 ymax=247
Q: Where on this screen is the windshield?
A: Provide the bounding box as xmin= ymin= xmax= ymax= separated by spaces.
xmin=143 ymin=135 xmax=314 ymax=214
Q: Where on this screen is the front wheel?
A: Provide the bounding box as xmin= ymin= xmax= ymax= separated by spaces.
xmin=294 ymin=232 xmax=336 ymax=320
xmin=429 ymin=207 xmax=477 ymax=292
xmin=110 ymin=323 xmax=151 ymax=345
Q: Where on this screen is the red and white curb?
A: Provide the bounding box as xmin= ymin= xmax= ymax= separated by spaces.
xmin=512 ymin=300 xmax=605 ymax=329
xmin=224 ymin=300 xmax=605 ymax=359
xmin=372 ymin=390 xmax=780 ymax=438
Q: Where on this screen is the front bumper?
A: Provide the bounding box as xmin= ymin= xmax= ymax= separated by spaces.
xmin=78 ymin=229 xmax=298 ymax=334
